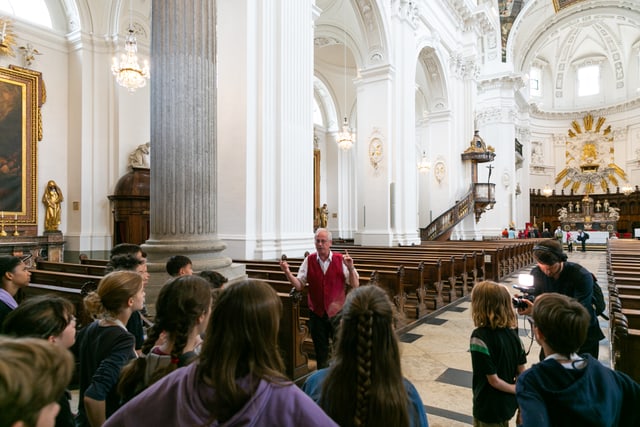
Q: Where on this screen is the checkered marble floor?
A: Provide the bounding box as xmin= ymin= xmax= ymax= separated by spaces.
xmin=399 ymin=250 xmax=610 ymax=427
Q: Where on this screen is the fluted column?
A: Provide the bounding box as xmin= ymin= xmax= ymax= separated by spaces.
xmin=143 ymin=0 xmax=244 ymax=293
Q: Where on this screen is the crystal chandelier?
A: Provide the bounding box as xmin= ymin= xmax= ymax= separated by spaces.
xmin=417 ymin=151 xmax=431 ymax=174
xmin=542 ymin=184 xmax=553 ymax=197
xmin=112 ymin=2 xmax=149 ymax=93
xmin=621 ymin=183 xmax=634 ymax=196
xmin=337 ymin=116 xmax=354 ymax=151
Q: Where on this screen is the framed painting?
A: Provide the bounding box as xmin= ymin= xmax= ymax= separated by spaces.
xmin=0 ymin=66 xmax=42 ymax=231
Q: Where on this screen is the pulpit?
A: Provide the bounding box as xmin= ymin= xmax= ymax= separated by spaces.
xmin=108 ymin=168 xmax=150 ymax=245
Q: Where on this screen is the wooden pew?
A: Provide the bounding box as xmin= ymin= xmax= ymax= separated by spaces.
xmin=80 ymin=258 xmax=110 ymax=267
xmin=37 ymin=260 xmax=106 ymax=277
xmin=611 ymin=312 xmax=640 ymax=383
xmin=276 ymin=291 xmax=312 ymax=383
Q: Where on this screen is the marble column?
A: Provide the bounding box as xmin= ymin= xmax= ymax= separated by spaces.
xmin=143 ymin=0 xmax=245 ymax=299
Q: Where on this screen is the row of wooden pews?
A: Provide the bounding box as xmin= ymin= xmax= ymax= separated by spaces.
xmin=606 ymin=238 xmax=640 ymax=383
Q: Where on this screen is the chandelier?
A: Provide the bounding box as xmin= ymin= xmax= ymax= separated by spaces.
xmin=417 ymin=151 xmax=431 ymax=174
xmin=337 ymin=116 xmax=354 ymax=150
xmin=542 ymin=184 xmax=553 ymax=197
xmin=621 ymin=183 xmax=634 ymax=196
xmin=112 ymin=2 xmax=149 ymax=93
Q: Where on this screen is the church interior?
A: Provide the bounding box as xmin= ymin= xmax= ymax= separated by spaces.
xmin=1 ymin=1 xmax=640 ymax=425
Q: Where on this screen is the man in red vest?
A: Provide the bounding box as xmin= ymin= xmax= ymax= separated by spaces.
xmin=280 ymin=228 xmax=359 ymax=368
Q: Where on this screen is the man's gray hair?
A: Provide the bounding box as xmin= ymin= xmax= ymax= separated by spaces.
xmin=315 ymin=228 xmax=332 ymax=241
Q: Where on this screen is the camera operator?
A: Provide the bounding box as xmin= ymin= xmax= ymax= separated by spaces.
xmin=516 ymin=239 xmax=604 ymax=359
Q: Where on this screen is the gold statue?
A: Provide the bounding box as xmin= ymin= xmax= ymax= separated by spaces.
xmin=42 ymin=180 xmax=63 ymax=232
xmin=318 ymin=203 xmax=328 ymax=228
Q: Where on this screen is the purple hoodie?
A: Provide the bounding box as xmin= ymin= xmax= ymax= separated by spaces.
xmin=104 ymin=363 xmax=338 ymax=427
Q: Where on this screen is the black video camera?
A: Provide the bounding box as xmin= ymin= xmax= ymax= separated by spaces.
xmin=512 ymin=284 xmax=535 ymax=310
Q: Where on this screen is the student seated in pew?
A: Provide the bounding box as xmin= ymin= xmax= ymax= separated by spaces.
xmin=2 ymin=295 xmax=78 ymax=427
xmin=279 ymin=228 xmax=359 ymax=369
xmin=104 ymin=279 xmax=337 ymax=427
xmin=302 ymin=285 xmax=428 ymax=427
xmin=165 ymin=255 xmax=193 ymax=277
xmin=516 ymin=293 xmax=640 ymax=427
xmin=109 ymin=243 xmax=146 ymax=260
xmin=117 ymin=275 xmax=212 ymax=403
xmin=0 ymin=255 xmax=31 ymax=327
xmin=469 ymin=281 xmax=526 ymax=427
xmin=198 ymin=270 xmax=228 ymax=290
xmin=76 ymin=271 xmax=145 ymax=427
xmin=0 ymin=336 xmax=75 ymax=427
xmin=105 ymin=254 xmax=150 ymax=355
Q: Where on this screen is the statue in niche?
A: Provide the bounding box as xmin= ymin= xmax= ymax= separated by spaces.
xmin=575 ymin=201 xmax=580 ymax=213
xmin=128 ymin=142 xmax=150 ymax=169
xmin=595 ymin=200 xmax=602 ymax=212
xmin=531 ymin=142 xmax=543 ymax=165
xmin=568 ymin=201 xmax=573 ymax=213
xmin=603 ymin=199 xmax=609 ymax=211
xmin=42 ymin=180 xmax=63 ymax=232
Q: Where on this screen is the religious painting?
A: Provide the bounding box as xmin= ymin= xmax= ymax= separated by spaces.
xmin=0 ymin=66 xmax=41 ymax=226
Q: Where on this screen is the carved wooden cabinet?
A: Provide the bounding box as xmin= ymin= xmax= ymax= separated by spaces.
xmin=108 ymin=168 xmax=150 ymax=246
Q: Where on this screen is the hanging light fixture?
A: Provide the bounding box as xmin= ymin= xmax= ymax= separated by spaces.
xmin=621 ymin=182 xmax=634 ymax=196
xmin=542 ymin=184 xmax=553 ymax=197
xmin=336 ymin=14 xmax=354 ymax=151
xmin=417 ymin=151 xmax=431 ymax=174
xmin=111 ymin=0 xmax=149 ymax=93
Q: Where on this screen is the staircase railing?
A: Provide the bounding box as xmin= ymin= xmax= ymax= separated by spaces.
xmin=420 ymin=182 xmax=496 ymax=241
xmin=420 ymin=186 xmax=474 ymax=241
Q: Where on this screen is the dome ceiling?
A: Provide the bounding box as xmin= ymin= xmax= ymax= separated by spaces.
xmin=506 ymin=0 xmax=640 ymax=107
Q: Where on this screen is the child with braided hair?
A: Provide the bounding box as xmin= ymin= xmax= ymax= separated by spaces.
xmin=117 ymin=275 xmax=212 ymax=403
xmin=302 ymin=285 xmax=429 ymax=427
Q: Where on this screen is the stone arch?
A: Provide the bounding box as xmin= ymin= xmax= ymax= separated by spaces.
xmin=416 ymin=45 xmax=449 ymax=112
xmin=351 ymin=0 xmax=389 ymax=67
xmin=314 ymin=75 xmax=339 ymax=132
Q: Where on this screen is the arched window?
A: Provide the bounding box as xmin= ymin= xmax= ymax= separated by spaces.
xmin=0 ymin=0 xmax=52 ymax=28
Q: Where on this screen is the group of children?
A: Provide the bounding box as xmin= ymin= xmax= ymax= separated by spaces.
xmin=1 ymin=245 xmax=430 ymax=427
xmin=470 ymin=279 xmax=640 ymax=426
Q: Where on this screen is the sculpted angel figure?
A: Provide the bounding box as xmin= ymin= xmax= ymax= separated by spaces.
xmin=557 ymin=207 xmax=568 ymax=221
xmin=607 ymin=207 xmax=620 ymax=221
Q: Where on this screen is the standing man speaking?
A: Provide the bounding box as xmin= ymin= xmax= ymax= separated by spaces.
xmin=280 ymin=228 xmax=359 ymax=368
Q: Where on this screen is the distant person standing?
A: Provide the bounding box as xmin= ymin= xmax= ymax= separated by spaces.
xmin=554 ymin=226 xmax=563 ymax=242
xmin=576 ymin=229 xmax=589 ymax=252
xmin=280 ymin=228 xmax=359 ymax=369
xmin=566 ymin=230 xmax=573 ymax=253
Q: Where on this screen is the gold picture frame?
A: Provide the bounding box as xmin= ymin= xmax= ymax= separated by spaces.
xmin=0 ymin=66 xmax=43 ymax=232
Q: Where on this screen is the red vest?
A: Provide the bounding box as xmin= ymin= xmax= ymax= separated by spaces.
xmin=306 ymin=252 xmax=346 ymax=318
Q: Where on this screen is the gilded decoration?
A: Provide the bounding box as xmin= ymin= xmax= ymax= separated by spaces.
xmin=555 ymin=114 xmax=627 ymax=195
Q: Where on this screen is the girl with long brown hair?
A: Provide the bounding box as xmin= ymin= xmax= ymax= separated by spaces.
xmin=105 ymin=279 xmax=336 ymax=427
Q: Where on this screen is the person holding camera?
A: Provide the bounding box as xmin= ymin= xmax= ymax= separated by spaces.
xmin=516 ymin=239 xmax=604 ymax=358
xmin=469 ymin=281 xmax=527 ymax=426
